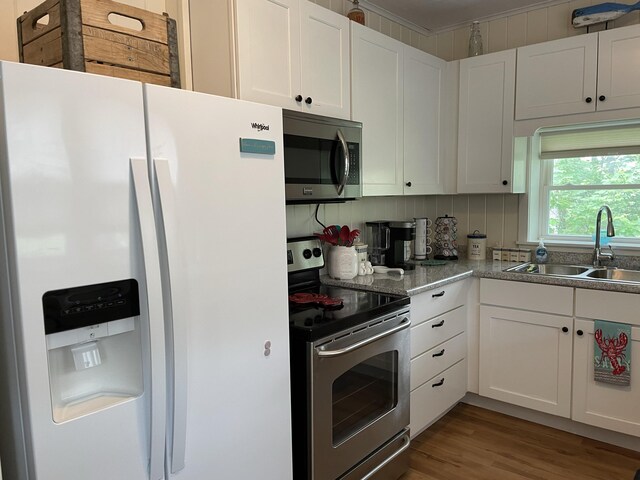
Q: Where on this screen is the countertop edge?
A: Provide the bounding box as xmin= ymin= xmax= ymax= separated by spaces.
xmin=321 ymin=260 xmax=640 ymax=296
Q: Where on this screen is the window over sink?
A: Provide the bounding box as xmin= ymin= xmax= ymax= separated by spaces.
xmin=525 ymin=121 xmax=640 ymax=246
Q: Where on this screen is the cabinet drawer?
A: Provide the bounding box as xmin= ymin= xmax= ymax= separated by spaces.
xmin=411 ymin=280 xmax=468 ymax=327
xmin=411 ymin=332 xmax=466 ymax=391
xmin=410 ymin=359 xmax=467 ymax=437
xmin=575 ymin=289 xmax=640 ymax=326
xmin=480 ymin=278 xmax=573 ymax=316
xmin=411 ymin=305 xmax=466 ymax=359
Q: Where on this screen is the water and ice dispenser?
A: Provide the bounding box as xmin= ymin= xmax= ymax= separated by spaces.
xmin=42 ymin=279 xmax=143 ymax=423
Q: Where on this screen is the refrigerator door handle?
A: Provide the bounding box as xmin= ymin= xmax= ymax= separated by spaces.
xmin=130 ymin=158 xmax=167 ymax=480
xmin=153 ymin=158 xmax=188 ymax=474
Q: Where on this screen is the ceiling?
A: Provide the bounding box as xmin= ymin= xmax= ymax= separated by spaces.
xmin=362 ymin=0 xmax=557 ymax=32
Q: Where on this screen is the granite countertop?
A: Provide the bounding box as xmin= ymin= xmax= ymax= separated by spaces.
xmin=321 ymin=257 xmax=640 ymax=296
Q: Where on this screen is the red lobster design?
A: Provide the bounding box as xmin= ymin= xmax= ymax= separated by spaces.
xmin=594 ymin=329 xmax=628 ymax=375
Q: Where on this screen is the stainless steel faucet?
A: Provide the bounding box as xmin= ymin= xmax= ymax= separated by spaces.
xmin=592 ymin=205 xmax=615 ymax=266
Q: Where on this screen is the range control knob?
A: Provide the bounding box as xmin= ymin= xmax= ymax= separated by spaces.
xmin=303 ymin=249 xmax=312 ymax=259
xmin=312 ymin=248 xmax=322 ymax=258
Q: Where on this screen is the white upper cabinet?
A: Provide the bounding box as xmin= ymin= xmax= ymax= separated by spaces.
xmin=458 ymin=49 xmax=524 ymax=194
xmin=235 ymin=0 xmax=350 ymax=119
xmin=516 ymin=24 xmax=640 ymax=120
xmin=596 ymin=25 xmax=640 ymax=112
xmin=351 ymin=22 xmax=404 ymax=196
xmin=352 ymin=22 xmax=451 ymax=197
xmin=299 ymin=1 xmax=351 ymax=118
xmin=403 ymin=47 xmax=447 ymax=195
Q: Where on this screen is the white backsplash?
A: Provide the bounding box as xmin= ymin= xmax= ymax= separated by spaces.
xmin=286 ymin=193 xmax=520 ymax=250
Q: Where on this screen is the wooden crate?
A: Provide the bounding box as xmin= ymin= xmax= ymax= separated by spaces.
xmin=17 ymin=0 xmax=180 ymax=87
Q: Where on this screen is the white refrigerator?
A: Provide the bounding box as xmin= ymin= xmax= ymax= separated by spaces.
xmin=0 ymin=61 xmax=292 ymax=480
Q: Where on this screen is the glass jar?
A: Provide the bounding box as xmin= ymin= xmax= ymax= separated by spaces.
xmin=347 ymin=0 xmax=365 ymax=25
xmin=468 ymin=21 xmax=483 ymax=57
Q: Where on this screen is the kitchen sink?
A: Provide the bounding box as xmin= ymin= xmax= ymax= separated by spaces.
xmin=506 ymin=263 xmax=590 ymax=276
xmin=585 ymin=268 xmax=640 ymax=283
xmin=505 ymin=263 xmax=640 ymax=285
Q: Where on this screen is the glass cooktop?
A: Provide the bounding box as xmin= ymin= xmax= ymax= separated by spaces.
xmin=288 ymin=284 xmax=409 ymax=342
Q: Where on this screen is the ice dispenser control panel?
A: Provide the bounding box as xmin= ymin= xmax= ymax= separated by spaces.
xmin=43 ymin=279 xmax=140 ymax=335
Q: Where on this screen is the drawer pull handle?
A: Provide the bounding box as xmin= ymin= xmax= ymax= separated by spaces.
xmin=432 ymin=378 xmax=445 ymax=387
xmin=432 ymin=291 xmax=445 ymax=298
xmin=432 ymin=320 xmax=445 ymax=328
xmin=432 ymin=349 xmax=445 ymax=357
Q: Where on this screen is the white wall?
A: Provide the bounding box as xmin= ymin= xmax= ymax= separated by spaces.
xmin=287 ymin=194 xmax=519 ymax=251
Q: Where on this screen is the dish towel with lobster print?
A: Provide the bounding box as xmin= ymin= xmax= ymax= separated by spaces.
xmin=594 ymin=320 xmax=631 ymax=386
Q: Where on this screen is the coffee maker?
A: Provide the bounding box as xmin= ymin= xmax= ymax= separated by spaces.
xmin=387 ymin=221 xmax=415 ymax=269
xmin=365 ymin=221 xmax=390 ymax=266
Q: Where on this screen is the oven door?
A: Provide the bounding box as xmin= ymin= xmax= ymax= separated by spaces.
xmin=311 ymin=313 xmax=410 ymax=480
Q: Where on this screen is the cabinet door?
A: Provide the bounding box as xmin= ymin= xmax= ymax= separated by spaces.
xmin=457 ymin=50 xmax=516 ymax=194
xmin=403 ymin=46 xmax=446 ymax=195
xmin=235 ymin=0 xmax=302 ymax=110
xmin=596 ymin=25 xmax=640 ymax=112
xmin=479 ymin=305 xmax=573 ymax=417
xmin=299 ymin=1 xmax=350 ymax=119
xmin=351 ymin=22 xmax=404 ymax=196
xmin=515 ymin=34 xmax=598 ymax=119
xmin=572 ymin=319 xmax=640 ymax=437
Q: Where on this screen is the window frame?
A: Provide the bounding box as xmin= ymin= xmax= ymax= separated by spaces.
xmin=528 ymin=153 xmax=640 ymax=247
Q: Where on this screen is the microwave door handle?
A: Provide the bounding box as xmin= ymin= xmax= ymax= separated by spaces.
xmin=336 ymin=128 xmax=349 ymax=196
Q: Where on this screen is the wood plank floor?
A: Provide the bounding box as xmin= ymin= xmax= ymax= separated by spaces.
xmin=400 ymin=403 xmax=640 ymax=480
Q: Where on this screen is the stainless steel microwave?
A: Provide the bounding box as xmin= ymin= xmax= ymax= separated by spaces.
xmin=282 ymin=109 xmax=362 ymax=204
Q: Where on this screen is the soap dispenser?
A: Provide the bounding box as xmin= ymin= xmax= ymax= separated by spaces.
xmin=535 ymin=239 xmax=548 ymax=263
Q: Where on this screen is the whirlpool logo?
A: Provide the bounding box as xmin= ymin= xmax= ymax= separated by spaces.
xmin=251 ymin=122 xmax=270 ymax=132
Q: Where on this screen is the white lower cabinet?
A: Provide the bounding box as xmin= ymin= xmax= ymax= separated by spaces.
xmin=479 ymin=279 xmax=574 ymax=417
xmin=409 ymin=280 xmax=468 ymax=437
xmin=479 ymin=305 xmax=573 ymax=417
xmin=573 ymin=289 xmax=640 ymax=437
xmin=479 ymin=280 xmax=640 ymax=438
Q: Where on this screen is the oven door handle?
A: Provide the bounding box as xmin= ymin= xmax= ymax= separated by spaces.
xmin=316 ymin=317 xmax=410 ymax=357
xmin=361 ymin=431 xmax=411 ymax=480
xmin=336 ymin=128 xmax=349 ymax=196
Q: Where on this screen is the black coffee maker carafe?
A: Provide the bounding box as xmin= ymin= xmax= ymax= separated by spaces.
xmin=386 ymin=221 xmax=415 ymax=269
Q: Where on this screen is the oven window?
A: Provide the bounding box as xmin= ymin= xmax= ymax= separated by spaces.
xmin=332 ymin=351 xmax=398 ymax=446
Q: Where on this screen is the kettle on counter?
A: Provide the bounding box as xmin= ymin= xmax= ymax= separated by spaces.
xmin=434 ymin=215 xmax=458 ymax=260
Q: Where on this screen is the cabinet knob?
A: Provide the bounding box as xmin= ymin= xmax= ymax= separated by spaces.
xmin=406 ymin=181 xmax=412 ymax=187
xmin=562 ymin=327 xmax=569 ymax=333
xmin=305 ymin=97 xmax=313 ymax=105
xmin=577 ymin=329 xmax=584 ymax=336
xmin=502 ymin=180 xmax=508 ymax=186
xmin=599 ymin=95 xmax=606 ymax=101
xmin=585 ymin=97 xmax=593 ymax=103
xmin=295 ymin=95 xmax=303 ymax=102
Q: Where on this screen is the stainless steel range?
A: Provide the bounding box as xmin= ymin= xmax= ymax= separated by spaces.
xmin=287 ymin=237 xmax=411 ymax=480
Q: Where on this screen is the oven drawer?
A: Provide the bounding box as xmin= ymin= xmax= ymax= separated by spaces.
xmin=410 ymin=358 xmax=467 ymax=437
xmin=410 ymin=305 xmax=466 ymax=359
xmin=410 ymin=332 xmax=466 ymax=391
xmin=410 ymin=280 xmax=468 ymax=327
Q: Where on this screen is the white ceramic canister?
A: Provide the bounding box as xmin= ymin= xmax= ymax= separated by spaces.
xmin=467 ymin=230 xmax=487 ymax=260
xmin=327 ymin=246 xmax=358 ymax=280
